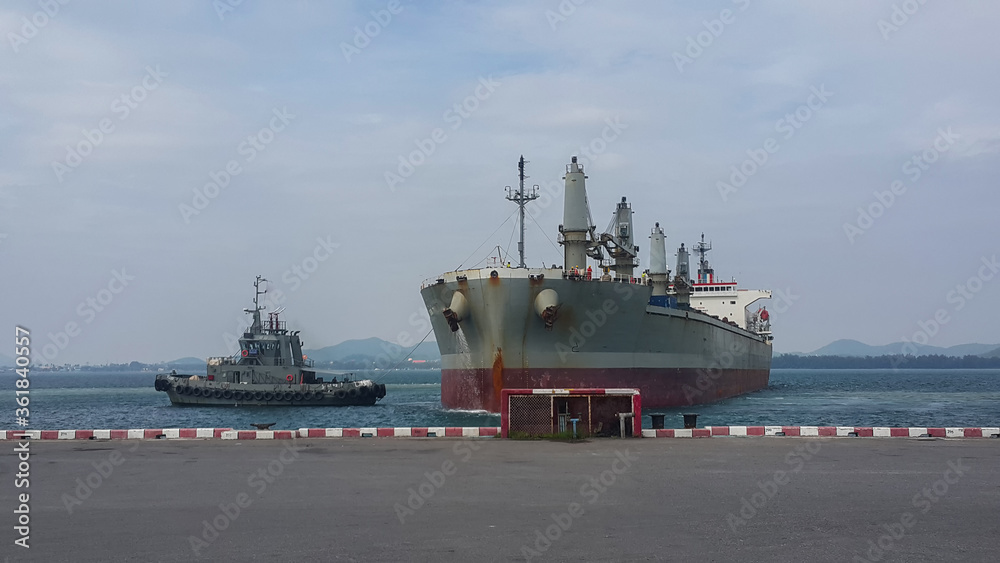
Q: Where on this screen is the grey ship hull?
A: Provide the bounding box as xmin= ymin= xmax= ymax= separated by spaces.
xmin=421 ymin=268 xmax=772 ymax=413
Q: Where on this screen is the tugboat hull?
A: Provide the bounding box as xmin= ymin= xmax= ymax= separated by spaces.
xmin=156 ymin=375 xmax=386 ymax=407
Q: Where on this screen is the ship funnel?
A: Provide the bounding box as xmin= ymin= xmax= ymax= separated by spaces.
xmin=443 ymin=291 xmax=469 ymax=332
xmin=560 ymin=156 xmax=591 ymax=272
xmin=533 ymin=289 xmax=559 ymax=329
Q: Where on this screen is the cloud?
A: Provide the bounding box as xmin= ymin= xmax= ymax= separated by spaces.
xmin=2 ymin=1 xmax=999 ymax=362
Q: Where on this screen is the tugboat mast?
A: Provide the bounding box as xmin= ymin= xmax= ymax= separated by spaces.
xmin=505 ymin=155 xmax=539 ymax=268
xmin=244 ymin=275 xmax=267 ymax=333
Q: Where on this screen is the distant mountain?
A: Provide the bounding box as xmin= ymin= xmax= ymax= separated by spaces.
xmin=305 ymin=337 xmax=439 ymax=363
xmin=807 ymin=339 xmax=878 ymax=356
xmin=946 ymin=343 xmax=1000 ymax=356
xmin=0 ymin=339 xmax=441 ymax=370
xmin=165 ymin=357 xmax=205 ymax=367
xmin=981 ymin=346 xmax=1000 ymax=358
xmin=808 ymin=339 xmax=999 ymax=357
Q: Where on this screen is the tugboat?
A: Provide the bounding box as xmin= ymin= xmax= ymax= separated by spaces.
xmin=154 ymin=276 xmax=386 ymax=406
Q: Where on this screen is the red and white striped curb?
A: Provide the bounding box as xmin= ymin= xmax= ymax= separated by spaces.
xmin=4 ymin=426 xmax=996 ymax=440
xmin=0 ymin=429 xmax=234 ymax=440
xmin=297 ymin=427 xmax=500 ymax=438
xmin=641 ymin=426 xmax=1000 ymax=438
xmin=0 ymin=427 xmax=501 ymax=440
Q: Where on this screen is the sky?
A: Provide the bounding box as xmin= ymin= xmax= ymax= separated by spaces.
xmin=1 ymin=1 xmax=999 ymax=364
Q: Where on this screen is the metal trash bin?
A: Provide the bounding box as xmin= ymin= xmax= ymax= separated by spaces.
xmin=682 ymin=413 xmax=698 ymax=429
xmin=650 ymin=414 xmax=665 ymax=429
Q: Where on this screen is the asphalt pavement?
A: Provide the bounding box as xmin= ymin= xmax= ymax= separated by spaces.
xmin=1 ymin=437 xmax=997 ymax=562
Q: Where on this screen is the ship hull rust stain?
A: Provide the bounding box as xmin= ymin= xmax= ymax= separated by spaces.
xmin=491 ymin=348 xmax=503 ymax=407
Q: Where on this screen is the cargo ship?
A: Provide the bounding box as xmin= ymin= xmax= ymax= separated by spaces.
xmin=420 ymin=156 xmax=773 ymax=413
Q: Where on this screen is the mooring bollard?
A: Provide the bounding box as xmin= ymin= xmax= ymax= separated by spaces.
xmin=683 ymin=413 xmax=698 ymax=429
xmin=650 ymin=414 xmax=665 ymax=429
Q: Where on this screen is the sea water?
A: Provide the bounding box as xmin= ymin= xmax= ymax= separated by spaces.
xmin=2 ymin=369 xmax=998 ymax=431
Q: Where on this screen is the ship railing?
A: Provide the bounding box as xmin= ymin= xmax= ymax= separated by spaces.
xmin=565 ymin=269 xmax=647 ymax=284
xmin=745 ymin=318 xmax=772 ymax=335
xmin=207 ymin=356 xmax=239 ymax=366
xmin=247 ymin=357 xmax=314 ymax=367
xmin=264 ymin=320 xmax=287 ymax=332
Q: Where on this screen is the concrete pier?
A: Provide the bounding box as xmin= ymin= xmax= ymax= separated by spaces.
xmin=1 ymin=438 xmax=996 ymax=562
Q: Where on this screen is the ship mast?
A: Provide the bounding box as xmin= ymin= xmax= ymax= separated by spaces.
xmin=505 ymin=155 xmax=539 ymax=269
xmin=694 ymin=233 xmax=713 ymax=283
xmin=244 ymin=275 xmax=267 ymax=333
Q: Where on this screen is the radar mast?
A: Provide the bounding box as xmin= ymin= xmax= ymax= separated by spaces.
xmin=505 ymin=155 xmax=539 ymax=268
xmin=243 ymin=275 xmax=268 ymax=333
xmin=694 ymin=233 xmax=714 ymax=283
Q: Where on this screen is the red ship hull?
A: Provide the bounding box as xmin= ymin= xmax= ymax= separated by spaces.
xmin=441 ymin=367 xmax=770 ymax=413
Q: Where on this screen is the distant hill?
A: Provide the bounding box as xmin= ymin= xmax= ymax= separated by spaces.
xmin=305 ymin=337 xmax=439 ymax=363
xmin=0 ymin=338 xmax=440 ymax=371
xmin=774 ymin=353 xmax=1000 ymax=369
xmin=808 ymin=339 xmax=998 ymax=357
xmin=165 ymin=357 xmax=205 ymax=367
xmin=982 ymin=346 xmax=1000 ymax=358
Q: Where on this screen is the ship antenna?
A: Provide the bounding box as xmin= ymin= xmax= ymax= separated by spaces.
xmin=505 ymin=155 xmax=539 ymax=268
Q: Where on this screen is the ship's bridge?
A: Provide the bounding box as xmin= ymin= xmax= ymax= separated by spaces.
xmin=688 ymin=282 xmax=771 ymax=331
xmin=691 ymin=281 xmax=737 ymax=294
